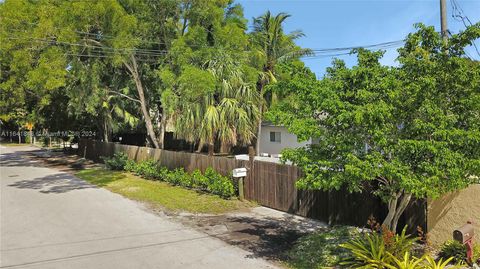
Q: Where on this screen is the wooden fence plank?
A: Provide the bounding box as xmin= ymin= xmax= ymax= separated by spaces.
xmin=78 ymin=139 xmax=425 ymax=230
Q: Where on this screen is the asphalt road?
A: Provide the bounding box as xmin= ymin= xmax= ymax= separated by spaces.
xmin=0 ymin=146 xmax=276 ymax=269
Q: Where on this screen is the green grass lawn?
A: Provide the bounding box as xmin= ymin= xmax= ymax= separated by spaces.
xmin=76 ymin=168 xmax=251 ymax=214
xmin=0 ymin=142 xmax=29 ymax=147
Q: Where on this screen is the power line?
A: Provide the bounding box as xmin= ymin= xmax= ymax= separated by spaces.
xmin=5 ymin=34 xmax=408 ymax=60
xmin=4 ymin=36 xmax=169 ymax=56
xmin=450 ymin=0 xmax=480 ymax=58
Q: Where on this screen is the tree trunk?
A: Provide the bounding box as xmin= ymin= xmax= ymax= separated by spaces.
xmin=382 ymin=191 xmax=412 ymax=232
xmin=103 ymin=117 xmax=110 ymax=143
xmin=158 ymin=115 xmax=166 ymax=150
xmin=18 ymin=127 xmax=21 ymax=144
xmin=124 ymin=56 xmax=160 ymax=148
xmin=255 ymin=71 xmax=268 ymax=156
xmin=255 ymin=115 xmax=262 ymax=156
xmin=196 ymin=142 xmax=203 ymax=153
xmin=207 ymin=144 xmax=214 ymax=156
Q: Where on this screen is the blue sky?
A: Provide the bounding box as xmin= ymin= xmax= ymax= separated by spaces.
xmin=237 ymin=0 xmax=480 ymax=77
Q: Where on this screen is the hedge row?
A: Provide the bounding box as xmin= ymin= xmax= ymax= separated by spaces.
xmin=101 ymin=152 xmax=235 ymax=198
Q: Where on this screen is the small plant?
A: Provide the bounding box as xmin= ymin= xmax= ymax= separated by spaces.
xmin=191 ymin=169 xmax=209 ymax=190
xmin=134 ymin=160 xmax=161 ymax=180
xmin=124 ymin=159 xmax=137 ymax=172
xmin=423 ymin=255 xmax=459 ymax=269
xmin=439 ymin=240 xmax=467 ymax=263
xmin=340 ymin=231 xmax=391 ymax=268
xmin=102 ymin=153 xmax=128 ymax=170
xmin=388 ymin=226 xmax=418 ymax=258
xmin=341 ymin=223 xmax=417 ymax=268
xmin=385 ymin=252 xmax=423 ymax=269
xmin=474 ymin=244 xmax=480 ymax=265
xmin=204 ymin=168 xmax=235 ymax=198
xmin=165 ymin=168 xmax=188 ymax=186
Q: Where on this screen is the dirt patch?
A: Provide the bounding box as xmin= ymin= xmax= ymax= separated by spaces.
xmin=165 ymin=208 xmax=327 ymax=265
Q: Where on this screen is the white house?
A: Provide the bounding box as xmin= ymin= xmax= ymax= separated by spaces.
xmin=258 ymin=122 xmax=313 ymax=156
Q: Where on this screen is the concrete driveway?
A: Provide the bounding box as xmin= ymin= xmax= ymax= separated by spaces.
xmin=0 ymin=146 xmax=276 ymax=269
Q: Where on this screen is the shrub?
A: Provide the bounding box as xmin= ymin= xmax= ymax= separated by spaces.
xmin=104 ymin=155 xmax=235 ymax=199
xmin=439 ymin=240 xmax=466 ymax=263
xmin=124 ymin=159 xmax=137 ymax=172
xmin=191 ymin=169 xmax=209 ymax=190
xmin=423 ymin=256 xmax=459 ymax=269
xmin=385 ymin=252 xmax=460 ymax=269
xmin=341 ymin=230 xmax=391 ymax=268
xmin=134 ymin=160 xmax=161 ymax=180
xmin=157 ymin=166 xmax=170 ymax=181
xmin=341 ymin=225 xmax=465 ymax=269
xmin=204 ymin=168 xmax=235 ymax=198
xmin=386 ymin=226 xmax=417 ymax=258
xmin=165 ymin=168 xmax=188 ymax=186
xmin=341 ymin=225 xmax=417 ymax=268
xmin=102 ymin=153 xmax=128 ymax=170
xmin=385 ymin=251 xmax=424 ymax=269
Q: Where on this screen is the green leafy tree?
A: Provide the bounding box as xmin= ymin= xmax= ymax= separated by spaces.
xmin=268 ymin=24 xmax=480 ymax=231
xmin=1 ymin=0 xmax=178 ymax=147
xmin=0 ymin=0 xmax=68 ymax=133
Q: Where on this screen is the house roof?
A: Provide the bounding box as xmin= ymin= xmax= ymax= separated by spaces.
xmin=261 ymin=121 xmax=283 ymax=127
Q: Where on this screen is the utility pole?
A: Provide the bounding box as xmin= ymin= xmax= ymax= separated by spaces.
xmin=440 ymin=0 xmax=448 ymax=41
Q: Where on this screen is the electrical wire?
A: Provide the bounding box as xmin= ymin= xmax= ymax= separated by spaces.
xmin=5 ymin=33 xmax=407 ymax=61
xmin=450 ymin=0 xmax=480 ymax=58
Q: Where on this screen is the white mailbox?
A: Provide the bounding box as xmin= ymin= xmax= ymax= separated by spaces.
xmin=232 ymin=168 xmax=247 ymax=178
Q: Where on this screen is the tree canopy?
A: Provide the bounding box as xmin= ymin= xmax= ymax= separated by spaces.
xmin=268 ymin=23 xmax=480 ymax=230
xmin=0 ymin=0 xmax=309 ymax=153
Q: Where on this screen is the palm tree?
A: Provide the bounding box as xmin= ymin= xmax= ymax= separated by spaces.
xmin=251 ymin=11 xmax=312 ymax=155
xmin=172 ymin=50 xmax=260 ymax=155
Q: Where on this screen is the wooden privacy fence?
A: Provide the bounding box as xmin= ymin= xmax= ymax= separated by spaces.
xmin=78 ymin=139 xmax=425 ymax=229
xmin=79 ymin=139 xmax=246 ymax=175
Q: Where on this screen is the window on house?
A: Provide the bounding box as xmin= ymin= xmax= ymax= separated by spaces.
xmin=270 ymin=131 xmax=281 ymax=143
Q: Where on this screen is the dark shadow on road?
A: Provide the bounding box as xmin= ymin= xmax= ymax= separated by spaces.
xmin=7 ymin=172 xmax=96 ymax=193
xmin=0 ymin=151 xmax=45 ymax=168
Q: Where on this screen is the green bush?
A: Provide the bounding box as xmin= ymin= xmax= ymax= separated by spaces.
xmin=165 ymin=168 xmax=189 ymax=186
xmin=439 ymin=240 xmax=467 ymax=263
xmin=340 ymin=226 xmax=417 ymax=268
xmin=340 ymin=226 xmax=465 ymax=269
xmin=204 ymin=168 xmax=235 ymax=198
xmin=103 ymin=155 xmax=235 ymax=199
xmin=191 ymin=169 xmax=209 ymax=190
xmin=101 ymin=153 xmax=128 ymax=170
xmin=423 ymin=255 xmax=459 ymax=269
xmin=134 ymin=160 xmax=161 ymax=180
xmin=124 ymin=159 xmax=137 ymax=172
xmin=341 ymin=230 xmax=392 ymax=268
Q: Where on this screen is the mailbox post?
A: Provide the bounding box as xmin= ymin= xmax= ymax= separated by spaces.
xmin=232 ymin=168 xmax=247 ymax=200
xmin=453 ymin=221 xmax=475 ymax=265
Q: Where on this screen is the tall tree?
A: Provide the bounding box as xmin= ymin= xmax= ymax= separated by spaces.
xmin=0 ymin=0 xmax=68 ymax=133
xmin=268 ymin=23 xmax=480 ymax=231
xmin=250 ymin=11 xmax=312 ymax=155
xmin=160 ymin=1 xmax=259 ymax=155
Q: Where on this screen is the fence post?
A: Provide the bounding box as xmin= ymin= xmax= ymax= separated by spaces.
xmin=239 ymin=177 xmax=244 ymax=200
